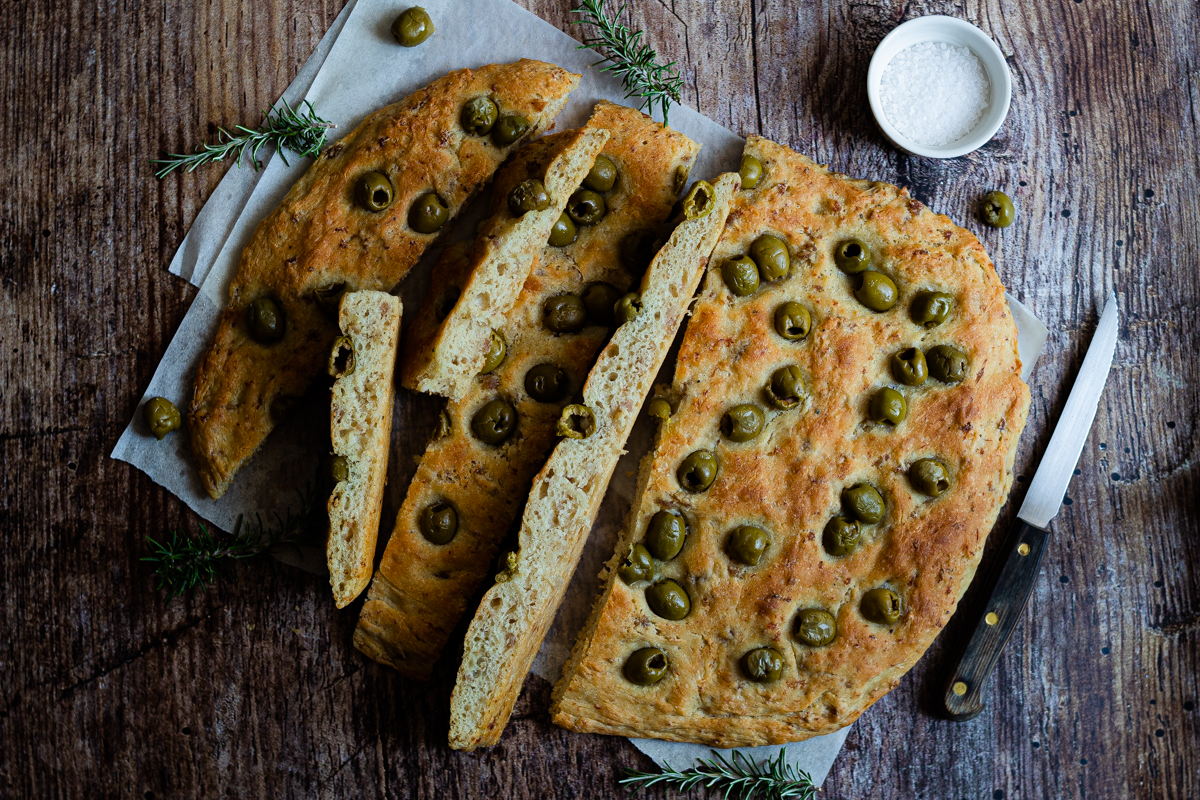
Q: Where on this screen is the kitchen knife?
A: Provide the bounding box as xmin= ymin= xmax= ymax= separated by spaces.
xmin=942 ymin=292 xmax=1119 ymax=721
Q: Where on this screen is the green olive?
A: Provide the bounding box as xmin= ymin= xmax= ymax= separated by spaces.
xmin=391 ymin=6 xmax=434 ymax=46
xmin=470 ymin=398 xmax=517 ymax=445
xmin=910 ymin=458 xmax=952 ymax=497
xmin=721 ymin=404 xmax=765 ymax=442
xmin=749 ymin=235 xmax=790 ymax=282
xmin=419 ymin=500 xmax=457 ymax=544
xmin=927 ymin=345 xmax=969 ymax=384
xmin=911 ymin=291 xmax=954 ymax=327
xmin=739 ymin=154 xmax=763 ymax=189
xmin=614 ymin=293 xmax=642 ymax=326
xmin=327 ymin=454 xmax=350 ymax=484
xmin=479 ymin=331 xmax=506 ymax=375
xmin=861 ymin=587 xmax=902 ymax=624
xmin=722 ymin=256 xmax=760 ymax=297
xmin=525 ymin=363 xmax=568 ymax=403
xmin=854 ymin=270 xmax=898 ymax=312
xmin=433 ymin=409 xmax=452 ymax=439
xmin=557 ymin=404 xmax=595 ymax=439
xmin=982 ymin=190 xmax=1015 ymax=228
xmin=434 ymin=286 xmax=460 ymax=321
xmin=328 ymin=335 xmax=355 ymax=378
xmin=842 ymin=484 xmax=885 ymax=524
xmin=623 ymin=647 xmax=669 ymax=685
xmin=314 ymin=282 xmax=347 ymax=319
xmin=548 ymin=212 xmax=578 ymax=247
xmin=890 ymin=347 xmax=928 ymax=386
xmin=620 ymin=229 xmax=660 ymax=277
xmin=246 ymin=297 xmax=285 ymax=343
xmin=647 ymin=398 xmax=672 ymax=420
xmin=582 ymin=282 xmax=621 ymax=326
xmin=741 ymin=647 xmax=783 ymax=683
xmin=726 ymin=525 xmax=770 ymax=566
xmin=508 ymin=178 xmax=550 ymax=216
xmin=764 ymin=365 xmax=806 ymax=410
xmin=673 ymin=163 xmax=691 ymax=195
xmin=682 ymin=180 xmax=715 ymax=220
xmin=409 ymin=192 xmax=449 ymax=233
xmin=618 ymin=544 xmax=656 ymax=585
xmin=543 ymin=294 xmax=587 ymax=333
xmin=646 ymin=579 xmax=691 ymax=620
xmin=355 ymin=171 xmax=394 ymax=212
xmin=143 ymin=397 xmax=181 ymax=440
xmin=834 ymin=239 xmax=870 ymax=273
xmin=793 ymin=609 xmax=837 ymax=647
xmin=567 ymin=189 xmax=606 ymax=226
xmin=644 ymin=509 xmax=688 ymax=561
xmin=677 ymin=450 xmax=718 ymax=493
xmin=773 ymin=302 xmax=812 ymax=341
xmin=870 ymin=387 xmax=907 ymax=426
xmin=584 ymin=154 xmax=618 ymax=192
xmin=823 ymin=516 xmax=861 ymax=557
xmin=492 ymin=114 xmax=530 ymax=146
xmin=461 ymin=96 xmax=498 ymax=135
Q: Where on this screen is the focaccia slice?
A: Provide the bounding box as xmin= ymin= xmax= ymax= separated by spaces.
xmin=448 ymin=174 xmax=740 ymax=751
xmin=399 ymin=124 xmax=610 ymax=399
xmin=189 ymin=60 xmax=578 ymax=499
xmin=354 ymin=103 xmax=701 ymax=680
xmin=326 ymin=290 xmax=402 ymax=609
xmin=552 ymin=136 xmax=1030 ymax=747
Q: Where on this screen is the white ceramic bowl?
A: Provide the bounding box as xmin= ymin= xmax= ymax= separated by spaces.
xmin=867 ymin=16 xmax=1012 ymax=158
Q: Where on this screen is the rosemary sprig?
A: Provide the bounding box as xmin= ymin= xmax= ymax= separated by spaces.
xmin=151 ymin=98 xmax=334 ymax=179
xmin=620 ymin=749 xmax=816 ymax=800
xmin=143 ymin=483 xmax=323 ymax=599
xmin=572 ymin=0 xmax=684 ymax=126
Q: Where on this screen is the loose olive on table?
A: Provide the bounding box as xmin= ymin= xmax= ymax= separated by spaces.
xmin=567 ymin=189 xmax=606 ymax=226
xmin=741 ymin=647 xmax=784 ymax=683
xmin=981 ymin=190 xmax=1015 ymax=228
xmin=419 ymin=500 xmax=458 ymax=545
xmin=613 ymin=293 xmax=642 ymax=326
xmin=749 ymin=234 xmax=790 ymax=282
xmin=584 ymin=154 xmax=618 ymax=192
xmin=823 ymin=516 xmax=861 ymax=557
xmin=909 ymin=458 xmax=952 ymax=497
xmin=623 ymin=647 xmax=670 ymax=686
xmin=557 ymin=404 xmax=595 ymax=439
xmin=478 ymin=331 xmax=506 ymax=375
xmin=470 ymin=398 xmax=517 ymax=445
xmin=861 ymin=587 xmax=902 ymax=625
xmin=721 ymin=403 xmax=765 ymax=442
xmin=854 ymin=270 xmax=898 ymax=312
xmin=842 ymin=484 xmax=885 ymax=524
xmin=834 ymin=239 xmax=870 ymax=274
xmin=764 ymin=365 xmax=806 ymax=410
xmin=391 ymin=6 xmax=434 ymax=46
xmin=739 ymin=154 xmax=763 ymax=189
xmin=617 ymin=544 xmax=656 ymax=585
xmin=409 ymin=192 xmax=449 ymax=233
xmin=870 ymin=387 xmax=907 ymax=426
xmin=246 ymin=297 xmax=285 ymax=343
xmin=726 ymin=525 xmax=771 ymax=566
xmin=645 ymin=579 xmax=691 ymax=620
xmin=773 ymin=301 xmax=812 ymax=341
xmin=525 ymin=363 xmax=568 ymax=403
xmin=582 ymin=282 xmax=620 ymax=326
xmin=508 ymin=178 xmax=550 ymax=216
xmin=911 ymin=291 xmax=954 ymax=327
xmin=677 ymin=450 xmax=718 ymax=493
xmin=927 ymin=344 xmax=969 ymax=383
xmin=143 ymin=397 xmax=181 ymax=440
xmin=794 ymin=609 xmax=837 ymax=647
xmin=460 ymin=96 xmax=498 ymax=135
xmin=890 ymin=347 xmax=928 ymax=386
xmin=543 ymin=294 xmax=587 ymax=333
xmin=355 ymin=171 xmax=394 ymax=212
xmin=681 ymin=180 xmax=715 ymax=220
xmin=722 ymin=256 xmax=760 ymax=297
xmin=492 ymin=114 xmax=530 ymax=146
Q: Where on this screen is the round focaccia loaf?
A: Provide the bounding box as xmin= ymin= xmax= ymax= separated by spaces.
xmin=551 ymin=135 xmax=1031 ymax=747
xmin=188 ymin=60 xmax=579 ymax=499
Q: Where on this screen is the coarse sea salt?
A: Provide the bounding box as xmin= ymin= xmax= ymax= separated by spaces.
xmin=880 ymin=41 xmax=991 ymax=148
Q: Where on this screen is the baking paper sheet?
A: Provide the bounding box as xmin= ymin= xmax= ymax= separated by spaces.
xmin=112 ymin=0 xmax=1046 ymax=784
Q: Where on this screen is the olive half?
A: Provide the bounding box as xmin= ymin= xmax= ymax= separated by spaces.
xmin=327 ymin=454 xmax=349 ymax=484
xmin=584 ymin=155 xmax=618 ymax=192
xmin=823 ymin=516 xmax=861 ymax=557
xmin=647 ymin=398 xmax=672 ymax=421
xmin=722 ymin=256 xmax=760 ymax=297
xmin=741 ymin=647 xmax=784 ymax=683
xmin=143 ymin=397 xmax=181 ymax=440
xmin=646 ymin=579 xmax=691 ymax=620
xmin=470 ymin=398 xmax=516 ymax=445
xmin=891 ymin=347 xmax=928 ymax=386
xmin=842 ymin=484 xmax=885 ymax=524
xmin=617 ymin=544 xmax=656 ymax=585
xmin=870 ymin=387 xmax=907 ymax=426
xmin=247 ymin=297 xmax=285 ymax=343
xmin=355 ymin=171 xmax=393 ymax=212
xmin=861 ymin=587 xmax=902 ymax=624
xmin=557 ymin=404 xmax=596 ymax=439
xmin=682 ymin=180 xmax=715 ymax=220
xmin=461 ymin=96 xmax=498 ymax=135
xmin=774 ymin=302 xmax=811 ymax=341
xmin=673 ymin=164 xmax=691 ymax=195
xmin=911 ymin=291 xmax=954 ymax=327
xmin=543 ymin=294 xmax=587 ymax=333
xmin=409 ymin=192 xmax=449 ymax=233
xmin=525 ymin=363 xmax=568 ymax=403
xmin=726 ymin=525 xmax=770 ymax=566
xmin=392 ymin=7 xmax=434 ymax=46
xmin=624 ymin=647 xmax=669 ymax=685
xmin=910 ymin=458 xmax=952 ymax=497
xmin=927 ymin=345 xmax=969 ymax=383
xmin=419 ymin=500 xmax=458 ymax=545
xmin=764 ymin=365 xmax=805 ymax=410
xmin=749 ymin=234 xmax=790 ymax=282
xmin=721 ymin=404 xmax=765 ymax=442
xmin=794 ymin=609 xmax=837 ymax=647
xmin=644 ymin=509 xmax=688 ymax=561
xmin=478 ymin=331 xmax=506 ymax=375
xmin=739 ymin=154 xmax=763 ymax=189
xmin=677 ymin=450 xmax=718 ymax=493
xmin=614 ymin=293 xmax=642 ymax=326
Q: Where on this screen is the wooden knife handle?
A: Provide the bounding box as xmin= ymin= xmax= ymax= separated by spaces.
xmin=941 ymin=519 xmax=1048 ymax=721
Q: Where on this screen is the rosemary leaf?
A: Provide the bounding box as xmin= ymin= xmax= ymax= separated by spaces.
xmin=620 ymin=749 xmax=816 ymax=800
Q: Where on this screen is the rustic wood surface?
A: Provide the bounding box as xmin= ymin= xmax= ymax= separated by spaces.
xmin=1 ymin=0 xmax=1196 ymax=797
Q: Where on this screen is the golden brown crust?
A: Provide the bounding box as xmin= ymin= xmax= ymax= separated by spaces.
xmin=188 ymin=60 xmax=579 ymax=499
xmin=551 ymin=136 xmax=1031 ymax=746
xmin=354 ymin=103 xmax=701 ymax=680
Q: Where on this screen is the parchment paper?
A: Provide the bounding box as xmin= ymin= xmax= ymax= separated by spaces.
xmin=111 ymin=0 xmax=1047 ymax=785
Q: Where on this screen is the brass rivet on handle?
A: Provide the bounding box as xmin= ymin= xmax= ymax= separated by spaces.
xmin=985 ymin=612 xmax=999 ymax=626
xmin=1018 ymin=543 xmax=1031 ymax=556
xmin=952 ymin=681 xmax=968 ymax=696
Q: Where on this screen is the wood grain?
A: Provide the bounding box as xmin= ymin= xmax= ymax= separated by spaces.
xmin=1 ymin=0 xmax=1196 ymax=797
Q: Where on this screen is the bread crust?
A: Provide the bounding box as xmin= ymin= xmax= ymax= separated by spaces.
xmin=551 ymin=137 xmax=1031 ymax=747
xmin=188 ymin=60 xmax=579 ymax=499
xmin=354 ymin=103 xmax=701 ymax=680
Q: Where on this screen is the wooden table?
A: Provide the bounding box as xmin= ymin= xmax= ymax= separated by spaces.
xmin=2 ymin=0 xmax=1196 ymax=796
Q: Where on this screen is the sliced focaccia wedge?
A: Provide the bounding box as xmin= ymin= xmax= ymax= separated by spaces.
xmin=551 ymin=136 xmax=1030 ymax=747
xmin=448 ymin=173 xmax=740 ymax=751
xmin=326 ymin=290 xmax=402 ymax=609
xmin=399 ymin=124 xmax=610 ymax=399
xmin=188 ymin=60 xmax=578 ymax=499
xmin=354 ymin=102 xmax=701 ymax=680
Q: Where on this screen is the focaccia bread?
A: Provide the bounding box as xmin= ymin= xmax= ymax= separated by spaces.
xmin=448 ymin=174 xmax=740 ymax=751
xmin=188 ymin=60 xmax=579 ymax=499
xmin=354 ymin=103 xmax=701 ymax=680
xmin=326 ymin=290 xmax=402 ymax=609
xmin=552 ymin=136 xmax=1031 ymax=747
xmin=399 ymin=124 xmax=610 ymax=399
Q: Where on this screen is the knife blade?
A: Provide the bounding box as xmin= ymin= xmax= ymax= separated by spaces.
xmin=942 ymin=292 xmax=1118 ymax=721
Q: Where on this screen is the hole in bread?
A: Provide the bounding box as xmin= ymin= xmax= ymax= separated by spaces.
xmin=491 ymin=597 xmax=502 ymax=609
